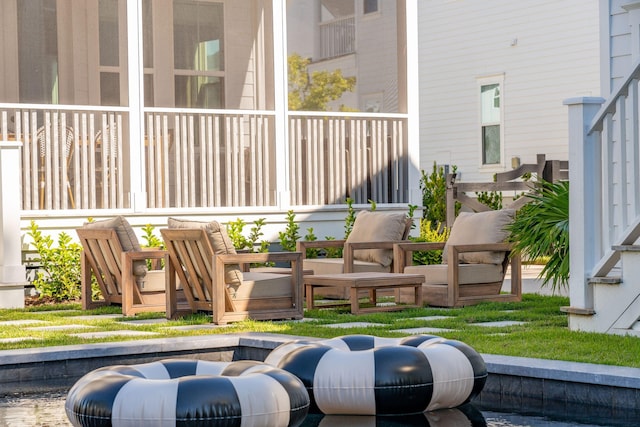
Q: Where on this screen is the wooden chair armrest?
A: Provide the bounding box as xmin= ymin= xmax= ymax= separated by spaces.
xmin=345 ymin=240 xmax=410 ymax=251
xmin=122 ymin=249 xmax=167 ymax=262
xmin=445 ymin=242 xmax=514 ymax=253
xmin=392 ymin=242 xmax=446 ymax=272
xmin=216 ymin=251 xmax=302 ymax=265
xmin=296 ymin=240 xmax=346 ymax=259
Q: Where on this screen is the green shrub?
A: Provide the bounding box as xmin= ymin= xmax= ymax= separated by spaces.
xmin=227 ymin=217 xmax=270 ymax=253
xmin=420 ymin=162 xmax=459 ymax=223
xmin=410 ymin=219 xmax=450 ymax=265
xmin=343 ymin=198 xmax=356 ymax=239
xmin=507 ymin=180 xmax=569 ymax=292
xmin=476 ymin=190 xmax=503 ymax=210
xmin=140 ymin=224 xmax=164 ymax=249
xmin=279 ymin=210 xmax=300 ymax=252
xmin=303 ymin=228 xmax=319 ymax=258
xmin=27 ymin=221 xmax=82 ymax=301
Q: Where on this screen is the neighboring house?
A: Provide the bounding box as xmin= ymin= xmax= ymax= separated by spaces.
xmin=417 ymin=0 xmax=601 ymax=183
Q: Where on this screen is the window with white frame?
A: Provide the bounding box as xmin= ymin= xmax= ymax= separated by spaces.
xmin=364 ymin=0 xmax=379 ymax=14
xmin=479 ymin=78 xmax=503 ymax=165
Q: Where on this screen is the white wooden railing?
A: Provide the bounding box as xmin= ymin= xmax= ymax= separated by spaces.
xmin=319 ymin=15 xmax=355 ymax=60
xmin=144 ymin=109 xmax=277 ymax=208
xmin=288 ymin=112 xmax=408 ymax=206
xmin=0 ymin=105 xmax=126 ymax=210
xmin=565 ymin=59 xmax=640 ymax=333
xmin=1 ymin=105 xmax=409 ymax=211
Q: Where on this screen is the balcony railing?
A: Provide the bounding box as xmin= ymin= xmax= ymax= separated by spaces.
xmin=0 ymin=105 xmax=408 ymax=211
xmin=319 ymin=15 xmax=355 ymax=60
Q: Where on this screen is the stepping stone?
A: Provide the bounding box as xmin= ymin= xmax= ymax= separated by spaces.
xmin=391 ymin=326 xmax=453 ymax=334
xmin=27 ymin=324 xmax=96 ymax=331
xmin=472 ymin=320 xmax=527 ymax=328
xmin=71 ymin=330 xmax=158 ymax=339
xmin=320 ymin=322 xmax=387 ymax=329
xmin=71 ymin=314 xmax=122 ymax=321
xmin=404 ymin=315 xmax=453 ymax=322
xmin=119 ymin=318 xmax=168 ymax=326
xmin=165 ymin=324 xmax=231 ymax=331
xmin=0 ymin=337 xmax=39 ymax=343
xmin=0 ymin=320 xmax=48 ymax=326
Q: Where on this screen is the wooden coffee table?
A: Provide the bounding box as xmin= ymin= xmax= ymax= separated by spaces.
xmin=304 ymin=272 xmax=424 ymax=314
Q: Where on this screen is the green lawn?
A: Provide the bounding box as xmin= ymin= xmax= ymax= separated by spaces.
xmin=1 ymin=294 xmax=639 ymax=368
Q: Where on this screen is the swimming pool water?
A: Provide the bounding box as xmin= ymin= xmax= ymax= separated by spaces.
xmin=0 ymin=390 xmax=631 ymax=427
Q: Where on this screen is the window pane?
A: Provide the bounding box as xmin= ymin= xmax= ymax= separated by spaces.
xmin=175 ymin=76 xmax=223 ymax=108
xmin=144 ymin=74 xmax=154 ymax=106
xmin=142 ymin=0 xmax=153 ymax=69
xmin=173 ymin=1 xmax=224 ymax=71
xmin=17 ymin=0 xmax=59 ymax=103
xmin=100 ymin=72 xmax=120 ymax=106
xmin=364 ymin=0 xmax=378 ymax=14
xmin=482 ymin=125 xmax=500 ymax=165
xmin=481 ymin=84 xmax=500 ymax=123
xmin=99 ymin=0 xmax=119 ymax=67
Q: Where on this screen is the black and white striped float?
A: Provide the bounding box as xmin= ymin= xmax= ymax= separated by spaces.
xmin=264 ymin=334 xmax=487 ymax=416
xmin=303 ymin=403 xmax=487 ymax=426
xmin=65 ymin=359 xmax=310 ymax=427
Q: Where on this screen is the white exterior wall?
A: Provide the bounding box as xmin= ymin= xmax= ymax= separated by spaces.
xmin=606 ymin=0 xmax=639 ymax=92
xmin=418 ymin=1 xmax=600 ymax=183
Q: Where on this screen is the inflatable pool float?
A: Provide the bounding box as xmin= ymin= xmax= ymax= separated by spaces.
xmin=265 ymin=334 xmax=487 ymax=415
xmin=65 ymin=359 xmax=310 ymax=427
xmin=303 ymin=403 xmax=486 ymax=426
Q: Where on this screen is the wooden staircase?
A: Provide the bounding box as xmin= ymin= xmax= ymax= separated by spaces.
xmin=564 ymin=59 xmax=640 ymax=335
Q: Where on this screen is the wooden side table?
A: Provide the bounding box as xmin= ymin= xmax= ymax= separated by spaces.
xmin=304 ymin=272 xmax=424 ymax=314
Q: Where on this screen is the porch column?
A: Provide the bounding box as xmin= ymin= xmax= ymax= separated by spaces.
xmin=405 ymin=0 xmax=422 ymax=207
xmin=564 ymin=97 xmax=605 ymax=313
xmin=273 ymin=1 xmax=290 ymax=208
xmin=0 ymin=141 xmax=26 ymax=308
xmin=126 ymin=0 xmax=146 ymax=211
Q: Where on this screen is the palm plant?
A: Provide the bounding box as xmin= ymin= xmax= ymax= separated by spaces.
xmin=507 ymin=180 xmax=569 ymax=293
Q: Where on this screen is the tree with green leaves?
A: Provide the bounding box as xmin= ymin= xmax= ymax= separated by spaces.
xmin=288 ymin=53 xmax=356 ymax=111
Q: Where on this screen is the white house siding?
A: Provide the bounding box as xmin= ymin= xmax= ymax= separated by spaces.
xmin=418 ymin=1 xmax=600 ymax=183
xmin=607 ymin=0 xmax=633 ymax=92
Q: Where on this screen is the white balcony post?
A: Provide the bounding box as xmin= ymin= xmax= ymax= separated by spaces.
xmin=564 ymin=97 xmax=605 ymax=313
xmin=126 ymin=0 xmax=147 ymax=211
xmin=406 ymin=0 xmax=421 ymax=207
xmin=273 ymin=1 xmax=290 ymax=208
xmin=0 ymin=141 xmax=26 ymax=308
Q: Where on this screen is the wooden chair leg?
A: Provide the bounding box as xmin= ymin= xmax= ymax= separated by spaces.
xmin=81 ymin=253 xmax=92 ymax=311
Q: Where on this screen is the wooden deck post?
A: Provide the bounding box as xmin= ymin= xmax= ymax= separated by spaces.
xmin=563 ymin=97 xmax=605 ymax=317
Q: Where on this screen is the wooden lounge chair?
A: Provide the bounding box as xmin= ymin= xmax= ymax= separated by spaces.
xmin=161 ymin=221 xmax=303 ymax=324
xmin=297 ymin=210 xmax=413 ymax=299
xmin=393 ymin=209 xmax=522 ymax=307
xmin=77 ymin=217 xmax=166 ymax=316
